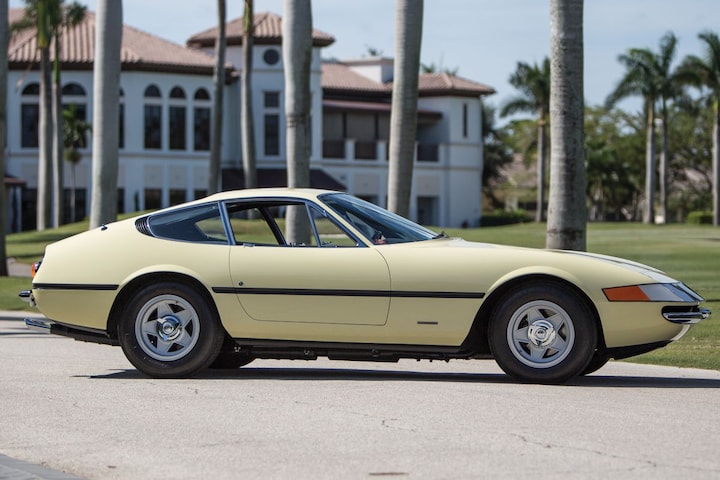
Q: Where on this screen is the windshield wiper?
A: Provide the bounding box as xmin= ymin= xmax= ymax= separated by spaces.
xmin=432 ymin=231 xmax=448 ymax=239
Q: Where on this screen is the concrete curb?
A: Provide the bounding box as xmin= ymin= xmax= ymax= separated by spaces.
xmin=0 ymin=454 xmax=85 ymax=480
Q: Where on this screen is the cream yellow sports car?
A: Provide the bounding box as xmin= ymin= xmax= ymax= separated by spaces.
xmin=20 ymin=188 xmax=710 ymax=383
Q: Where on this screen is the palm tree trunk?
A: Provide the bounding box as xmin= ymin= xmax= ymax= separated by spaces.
xmin=208 ymin=0 xmax=226 ymax=195
xmin=89 ymin=0 xmax=122 ymax=229
xmin=0 ymin=0 xmax=9 ymax=275
xmin=546 ymin=0 xmax=586 ymax=251
xmin=643 ymin=102 xmax=657 ymax=224
xmin=52 ymin=35 xmax=63 ymax=227
xmin=37 ymin=46 xmax=53 ymax=231
xmin=283 ymin=0 xmax=313 ymax=244
xmin=241 ymin=0 xmax=257 ymax=190
xmin=388 ymin=0 xmax=423 ymax=218
xmin=658 ymin=99 xmax=668 ymax=224
xmin=536 ymin=116 xmax=547 ymax=222
xmin=70 ymin=164 xmax=77 ymax=223
xmin=713 ymin=99 xmax=720 ymax=227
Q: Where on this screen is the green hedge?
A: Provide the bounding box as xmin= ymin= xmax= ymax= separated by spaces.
xmin=686 ymin=211 xmax=713 ymax=225
xmin=480 ymin=209 xmax=532 ymax=227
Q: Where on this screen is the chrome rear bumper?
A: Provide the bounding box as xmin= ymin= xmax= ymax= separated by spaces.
xmin=25 ymin=317 xmax=55 ymax=333
xmin=19 ymin=289 xmax=35 ymax=306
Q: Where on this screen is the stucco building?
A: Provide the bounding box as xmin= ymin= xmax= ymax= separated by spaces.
xmin=6 ymin=9 xmax=494 ymax=231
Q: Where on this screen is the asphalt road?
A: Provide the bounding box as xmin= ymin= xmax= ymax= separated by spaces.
xmin=1 ymin=314 xmax=719 ymax=480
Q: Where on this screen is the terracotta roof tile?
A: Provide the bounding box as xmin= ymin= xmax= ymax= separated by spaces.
xmin=321 ymin=62 xmax=390 ymax=94
xmin=418 ymin=72 xmax=496 ymax=97
xmin=322 ymin=62 xmax=495 ymax=99
xmin=187 ymin=11 xmax=334 ymax=48
xmin=8 ymin=8 xmax=217 ymax=74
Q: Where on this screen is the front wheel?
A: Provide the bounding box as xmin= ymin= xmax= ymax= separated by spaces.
xmin=118 ymin=281 xmax=224 ymax=378
xmin=488 ymin=282 xmax=597 ymax=384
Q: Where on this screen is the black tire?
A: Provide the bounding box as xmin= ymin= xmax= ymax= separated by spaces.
xmin=209 ymin=337 xmax=254 ymax=369
xmin=488 ymin=282 xmax=597 ymax=384
xmin=581 ymin=352 xmax=610 ymax=376
xmin=118 ymin=281 xmax=224 ymax=378
xmin=209 ymin=352 xmax=254 ymax=369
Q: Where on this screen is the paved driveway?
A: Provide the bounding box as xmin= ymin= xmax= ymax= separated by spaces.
xmin=1 ymin=315 xmax=719 ymax=479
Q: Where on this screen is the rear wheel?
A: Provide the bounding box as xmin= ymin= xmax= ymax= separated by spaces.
xmin=488 ymin=282 xmax=597 ymax=384
xmin=581 ymin=352 xmax=610 ymax=376
xmin=209 ymin=337 xmax=254 ymax=369
xmin=118 ymin=282 xmax=224 ymax=378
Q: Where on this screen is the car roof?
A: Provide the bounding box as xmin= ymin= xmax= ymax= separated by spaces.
xmin=204 ymin=187 xmax=340 ymax=203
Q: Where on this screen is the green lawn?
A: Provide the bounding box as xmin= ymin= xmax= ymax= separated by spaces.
xmin=4 ymin=220 xmax=719 ymax=371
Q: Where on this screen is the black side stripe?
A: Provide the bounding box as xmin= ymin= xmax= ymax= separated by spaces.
xmin=33 ymin=283 xmax=119 ymax=291
xmin=212 ymin=287 xmax=484 ymax=299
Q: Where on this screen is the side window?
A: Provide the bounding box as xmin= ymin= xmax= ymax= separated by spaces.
xmin=227 ymin=206 xmax=282 ymax=246
xmin=283 ymin=204 xmax=315 ymax=246
xmin=309 ymin=207 xmax=359 ymax=247
xmin=283 ymin=204 xmax=359 ymax=247
xmin=224 ymin=201 xmax=359 ymax=247
xmin=148 ymin=203 xmax=227 ymax=243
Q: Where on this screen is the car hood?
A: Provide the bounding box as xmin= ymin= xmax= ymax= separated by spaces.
xmin=417 ymin=238 xmax=678 ymax=284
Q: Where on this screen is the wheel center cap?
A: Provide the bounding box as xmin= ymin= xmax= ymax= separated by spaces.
xmin=528 ymin=320 xmax=556 ymax=347
xmin=158 ymin=316 xmax=181 ymax=341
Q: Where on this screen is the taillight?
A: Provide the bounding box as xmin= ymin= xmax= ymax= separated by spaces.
xmin=31 ymin=261 xmax=42 ymax=279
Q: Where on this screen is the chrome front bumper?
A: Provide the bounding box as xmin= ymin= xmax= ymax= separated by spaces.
xmin=663 ymin=308 xmax=711 ymax=325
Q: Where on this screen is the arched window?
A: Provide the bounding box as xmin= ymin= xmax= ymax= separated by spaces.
xmin=193 ymin=88 xmax=211 ymax=151
xmin=21 ymin=83 xmax=40 ymax=148
xmin=145 ymin=85 xmax=161 ymax=98
xmin=170 ymin=87 xmax=186 ymax=99
xmin=62 ymin=82 xmax=89 ymax=146
xmin=144 ymin=84 xmax=162 ymax=149
xmin=62 ymin=83 xmax=86 ymax=96
xmin=168 ymin=86 xmax=186 ymax=150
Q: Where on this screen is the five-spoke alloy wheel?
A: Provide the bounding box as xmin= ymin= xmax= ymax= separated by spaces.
xmin=118 ymin=281 xmax=224 ymax=378
xmin=489 ymin=282 xmax=597 ymax=384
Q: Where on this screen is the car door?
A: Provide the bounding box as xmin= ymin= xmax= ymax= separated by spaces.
xmin=226 ymin=201 xmax=391 ymax=326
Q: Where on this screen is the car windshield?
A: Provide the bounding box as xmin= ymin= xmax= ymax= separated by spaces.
xmin=319 ymin=193 xmax=439 ymax=244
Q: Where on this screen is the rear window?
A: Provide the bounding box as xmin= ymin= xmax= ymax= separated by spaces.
xmin=147 ymin=203 xmax=228 ymax=243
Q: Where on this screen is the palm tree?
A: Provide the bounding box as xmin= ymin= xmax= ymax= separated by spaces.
xmin=13 ymin=0 xmax=85 ymax=229
xmin=88 ymin=0 xmax=122 ymax=229
xmin=654 ymin=33 xmax=681 ymax=224
xmin=0 ymin=0 xmax=9 ymax=275
xmin=62 ymin=103 xmax=90 ymax=223
xmin=208 ymin=0 xmax=225 ymax=195
xmin=500 ymin=58 xmax=551 ymax=222
xmin=241 ymin=0 xmax=257 ymax=190
xmin=387 ymin=0 xmax=423 ymax=218
xmin=678 ymin=31 xmax=720 ymax=226
xmin=546 ymin=0 xmax=586 ymax=251
xmin=606 ymin=33 xmax=681 ymax=224
xmin=480 ymin=101 xmax=513 ymax=210
xmin=283 ymin=0 xmax=313 ymax=244
xmin=51 ymin=1 xmax=86 ymax=227
xmin=12 ymin=0 xmax=53 ymax=230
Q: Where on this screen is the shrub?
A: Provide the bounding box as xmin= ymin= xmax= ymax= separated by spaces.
xmin=480 ymin=209 xmax=532 ymax=227
xmin=686 ymin=211 xmax=713 ymax=225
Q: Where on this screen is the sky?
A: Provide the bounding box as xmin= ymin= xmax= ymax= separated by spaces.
xmin=9 ymin=0 xmax=720 ymax=116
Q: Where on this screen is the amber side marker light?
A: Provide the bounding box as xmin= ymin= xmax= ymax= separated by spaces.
xmin=603 ymin=285 xmax=651 ymax=302
xmin=30 ymin=261 xmax=41 ymax=279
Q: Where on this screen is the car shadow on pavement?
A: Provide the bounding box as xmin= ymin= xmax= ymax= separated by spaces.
xmin=82 ymin=367 xmax=720 ymax=388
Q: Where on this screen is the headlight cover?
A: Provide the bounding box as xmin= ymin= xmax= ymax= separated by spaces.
xmin=603 ymin=283 xmax=704 ymax=303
